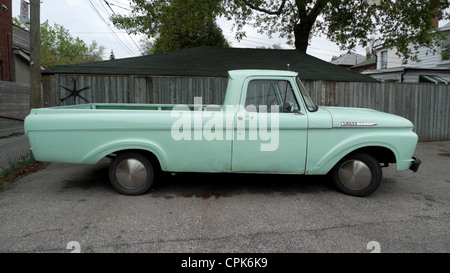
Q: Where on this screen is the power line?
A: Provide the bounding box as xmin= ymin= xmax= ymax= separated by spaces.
xmin=86 ymin=0 xmax=137 ymax=56
xmin=224 ymin=35 xmax=272 ymax=48
xmin=222 ymin=29 xmax=379 ymax=58
xmin=86 ymin=0 xmax=135 ymax=56
xmin=90 ymin=0 xmax=135 ymax=53
xmin=106 ymin=0 xmax=132 ymax=11
xmin=223 ymin=34 xmax=292 ymax=49
xmin=222 ymin=31 xmax=290 ymax=48
xmin=102 ymin=0 xmax=143 ymax=55
xmin=306 ymin=50 xmax=336 ymax=58
xmin=224 ymin=32 xmax=408 ymax=64
xmin=72 ymin=31 xmax=129 ymax=34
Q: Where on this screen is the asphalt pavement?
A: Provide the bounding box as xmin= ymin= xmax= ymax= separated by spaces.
xmin=0 ymin=141 xmax=449 ymax=253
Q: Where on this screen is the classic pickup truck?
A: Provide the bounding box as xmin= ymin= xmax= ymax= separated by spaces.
xmin=24 ymin=70 xmax=420 ymax=197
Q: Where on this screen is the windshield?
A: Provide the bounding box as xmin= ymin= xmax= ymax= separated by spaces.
xmin=296 ymin=77 xmax=318 ymax=112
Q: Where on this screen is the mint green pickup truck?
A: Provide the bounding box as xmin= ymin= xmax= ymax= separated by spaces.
xmin=24 ymin=70 xmax=420 ymax=197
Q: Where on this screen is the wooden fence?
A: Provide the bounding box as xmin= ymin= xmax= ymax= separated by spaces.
xmin=0 ymin=80 xmax=30 ymax=120
xmin=42 ymin=74 xmax=450 ymax=142
xmin=0 ymin=81 xmax=31 ymax=172
xmin=42 ymin=75 xmax=229 ymax=106
xmin=303 ymin=81 xmax=449 ymax=142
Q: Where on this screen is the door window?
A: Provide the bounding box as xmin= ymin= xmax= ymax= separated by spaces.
xmin=245 ymin=80 xmax=300 ymax=113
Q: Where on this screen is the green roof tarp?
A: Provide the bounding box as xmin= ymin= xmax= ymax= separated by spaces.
xmin=42 ymin=46 xmax=378 ymax=82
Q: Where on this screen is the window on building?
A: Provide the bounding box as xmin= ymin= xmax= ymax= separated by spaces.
xmin=381 ymin=51 xmax=388 ymax=68
xmin=442 ymin=35 xmax=450 ymax=61
xmin=419 ymin=75 xmax=449 ymax=84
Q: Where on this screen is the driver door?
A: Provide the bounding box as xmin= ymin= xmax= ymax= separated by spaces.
xmin=231 ymin=78 xmax=308 ymax=173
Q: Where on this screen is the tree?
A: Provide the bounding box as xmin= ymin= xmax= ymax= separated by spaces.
xmin=222 ymin=0 xmax=449 ymax=62
xmin=111 ymin=0 xmax=229 ymax=54
xmin=13 ymin=17 xmax=105 ymax=67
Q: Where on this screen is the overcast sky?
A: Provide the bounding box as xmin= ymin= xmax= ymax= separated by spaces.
xmin=10 ymin=0 xmax=448 ymax=62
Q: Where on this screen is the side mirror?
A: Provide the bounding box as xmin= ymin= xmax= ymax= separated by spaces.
xmin=283 ymin=102 xmax=294 ymax=113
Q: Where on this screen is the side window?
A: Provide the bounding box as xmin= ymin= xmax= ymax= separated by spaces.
xmin=245 ymin=80 xmax=300 ymax=113
xmin=277 ymin=80 xmax=300 ymax=113
xmin=442 ymin=33 xmax=450 ymax=61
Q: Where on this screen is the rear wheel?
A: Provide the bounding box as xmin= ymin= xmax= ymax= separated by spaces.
xmin=109 ymin=152 xmax=154 ymax=195
xmin=331 ymin=153 xmax=382 ymax=197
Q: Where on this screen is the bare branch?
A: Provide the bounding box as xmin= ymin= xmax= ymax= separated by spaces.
xmin=242 ymin=0 xmax=287 ymax=15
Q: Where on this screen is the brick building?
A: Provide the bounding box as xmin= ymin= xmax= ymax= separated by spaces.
xmin=0 ymin=0 xmax=13 ymax=81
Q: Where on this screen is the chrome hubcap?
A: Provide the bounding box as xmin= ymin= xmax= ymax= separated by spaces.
xmin=338 ymin=160 xmax=372 ymax=191
xmin=116 ymin=159 xmax=148 ymax=189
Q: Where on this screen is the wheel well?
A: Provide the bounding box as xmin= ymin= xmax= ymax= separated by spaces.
xmin=349 ymin=146 xmax=396 ymax=165
xmin=109 ymin=149 xmax=162 ymax=171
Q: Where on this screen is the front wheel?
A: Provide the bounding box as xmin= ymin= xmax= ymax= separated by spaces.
xmin=109 ymin=152 xmax=154 ymax=195
xmin=331 ymin=153 xmax=382 ymax=197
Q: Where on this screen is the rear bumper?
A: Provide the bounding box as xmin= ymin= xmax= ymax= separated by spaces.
xmin=409 ymin=157 xmax=421 ymax=172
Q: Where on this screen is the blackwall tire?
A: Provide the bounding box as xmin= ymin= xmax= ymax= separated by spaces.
xmin=331 ymin=153 xmax=382 ymax=197
xmin=109 ymin=152 xmax=154 ymax=195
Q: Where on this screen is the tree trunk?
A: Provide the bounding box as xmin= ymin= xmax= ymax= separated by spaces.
xmin=294 ymin=21 xmax=313 ymax=52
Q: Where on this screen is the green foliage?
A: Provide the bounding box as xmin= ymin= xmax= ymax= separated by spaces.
xmin=0 ymin=156 xmax=33 ymax=180
xmin=111 ymin=0 xmax=229 ymax=54
xmin=221 ymin=0 xmax=450 ymax=62
xmin=13 ymin=17 xmax=105 ymax=67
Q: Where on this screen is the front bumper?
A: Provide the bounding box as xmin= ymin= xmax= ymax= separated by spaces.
xmin=409 ymin=157 xmax=421 ymax=172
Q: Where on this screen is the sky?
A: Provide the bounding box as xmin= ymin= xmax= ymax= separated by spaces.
xmin=10 ymin=0 xmax=449 ymax=62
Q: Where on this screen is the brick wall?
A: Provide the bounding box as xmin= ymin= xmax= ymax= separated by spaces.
xmin=0 ymin=0 xmax=13 ymax=81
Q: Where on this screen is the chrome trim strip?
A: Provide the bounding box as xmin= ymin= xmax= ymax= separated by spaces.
xmin=341 ymin=121 xmax=378 ymax=126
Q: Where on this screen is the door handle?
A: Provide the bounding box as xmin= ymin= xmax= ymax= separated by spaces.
xmin=237 ymin=115 xmax=255 ymax=121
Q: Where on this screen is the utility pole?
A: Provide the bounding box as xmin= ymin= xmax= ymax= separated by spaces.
xmin=29 ymin=0 xmax=41 ymax=109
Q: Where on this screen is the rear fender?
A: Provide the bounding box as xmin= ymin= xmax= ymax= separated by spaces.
xmin=80 ymin=139 xmax=167 ymax=170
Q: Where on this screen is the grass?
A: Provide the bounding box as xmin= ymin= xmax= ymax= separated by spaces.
xmin=0 ymin=157 xmax=48 ymax=190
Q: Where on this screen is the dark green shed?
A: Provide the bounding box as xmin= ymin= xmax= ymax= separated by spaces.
xmin=43 ymin=46 xmax=377 ymax=82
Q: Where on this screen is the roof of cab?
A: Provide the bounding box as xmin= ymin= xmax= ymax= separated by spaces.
xmin=228 ymin=69 xmax=298 ymax=78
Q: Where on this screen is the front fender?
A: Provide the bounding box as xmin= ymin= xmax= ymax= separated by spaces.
xmin=306 ymin=129 xmax=418 ymax=175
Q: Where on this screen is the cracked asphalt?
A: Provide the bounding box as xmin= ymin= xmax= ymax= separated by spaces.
xmin=0 ymin=141 xmax=449 ymax=253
